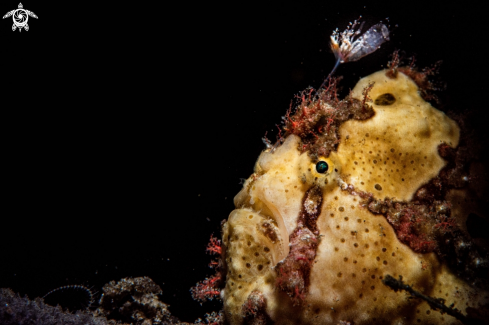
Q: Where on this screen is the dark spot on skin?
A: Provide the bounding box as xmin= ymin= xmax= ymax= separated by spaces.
xmin=374 ymin=93 xmax=396 ymax=105
xmin=375 ymin=184 xmax=382 ymax=191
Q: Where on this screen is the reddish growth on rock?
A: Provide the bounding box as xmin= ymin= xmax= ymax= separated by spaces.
xmin=191 ymin=235 xmax=224 ymax=303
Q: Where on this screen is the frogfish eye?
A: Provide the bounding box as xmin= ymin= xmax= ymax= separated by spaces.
xmin=316 ymin=161 xmax=329 ymax=174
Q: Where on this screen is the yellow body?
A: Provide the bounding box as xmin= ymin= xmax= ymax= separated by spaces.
xmin=221 ymin=70 xmax=488 ymax=324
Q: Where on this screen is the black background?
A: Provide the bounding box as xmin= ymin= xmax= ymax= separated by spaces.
xmin=1 ymin=0 xmax=488 ymax=322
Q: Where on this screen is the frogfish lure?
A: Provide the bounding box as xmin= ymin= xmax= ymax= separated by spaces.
xmin=319 ymin=17 xmax=390 ymax=92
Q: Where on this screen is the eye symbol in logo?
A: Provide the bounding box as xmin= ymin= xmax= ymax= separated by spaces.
xmin=3 ymin=3 xmax=38 ymax=32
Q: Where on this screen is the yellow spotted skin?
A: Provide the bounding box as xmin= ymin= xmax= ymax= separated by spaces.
xmin=221 ymin=70 xmax=488 ymax=324
xmin=336 ymin=70 xmax=459 ymax=201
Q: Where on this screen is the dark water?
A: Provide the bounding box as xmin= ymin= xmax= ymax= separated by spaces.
xmin=1 ymin=1 xmax=488 ymax=322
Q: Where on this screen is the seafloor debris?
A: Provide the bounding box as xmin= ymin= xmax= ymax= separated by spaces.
xmin=93 ymin=276 xmax=176 ymax=325
xmin=0 ymin=277 xmax=221 ymax=325
xmin=0 ymin=287 xmax=108 ymax=325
